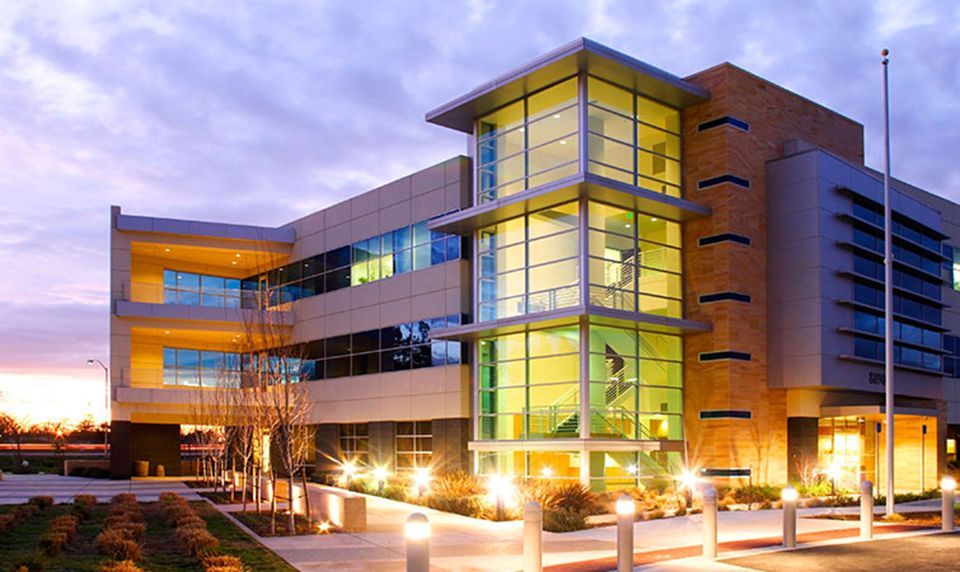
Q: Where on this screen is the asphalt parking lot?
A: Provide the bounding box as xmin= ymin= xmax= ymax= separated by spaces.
xmin=724 ymin=532 xmax=960 ymax=571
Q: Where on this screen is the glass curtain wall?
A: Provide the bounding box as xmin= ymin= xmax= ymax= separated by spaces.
xmin=478 ymin=326 xmax=580 ymax=440
xmin=586 ymin=77 xmax=682 ymax=197
xmin=478 ymin=202 xmax=580 ymax=321
xmin=588 ymin=201 xmax=683 ymax=317
xmin=588 ymin=325 xmax=683 ymax=440
xmin=477 ymin=77 xmax=580 ymax=203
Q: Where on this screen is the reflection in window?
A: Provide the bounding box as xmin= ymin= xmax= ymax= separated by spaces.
xmin=339 ymin=423 xmax=369 ymax=466
xmin=301 ymin=315 xmax=465 ymax=380
xmin=477 ymin=77 xmax=579 ymax=203
xmin=162 ymin=347 xmax=242 ymax=388
xmin=587 ymin=77 xmax=682 ymax=197
xmin=164 ymin=270 xmax=241 ymax=308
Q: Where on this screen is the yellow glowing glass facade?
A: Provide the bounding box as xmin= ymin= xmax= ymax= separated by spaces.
xmin=588 ymin=201 xmax=683 ymax=317
xmin=586 ymin=77 xmax=682 ymax=197
xmin=478 ymin=202 xmax=580 ymax=321
xmin=477 ymin=78 xmax=580 ymax=203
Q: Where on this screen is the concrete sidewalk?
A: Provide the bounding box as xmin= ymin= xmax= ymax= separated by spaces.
xmin=0 ymin=473 xmax=201 ymax=504
xmin=208 ymin=483 xmax=944 ymax=571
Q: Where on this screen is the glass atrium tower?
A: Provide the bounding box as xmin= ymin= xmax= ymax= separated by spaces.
xmin=426 ymin=39 xmax=711 ymax=490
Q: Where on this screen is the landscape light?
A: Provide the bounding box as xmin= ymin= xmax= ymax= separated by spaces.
xmin=487 ymin=474 xmax=516 ymax=520
xmin=626 ymin=464 xmax=638 ymax=476
xmin=677 ymin=469 xmax=698 ymax=490
xmin=341 ymin=460 xmax=358 ymax=484
xmin=413 ymin=467 xmax=431 ymax=499
xmin=540 ymin=466 xmax=554 ymax=478
xmin=373 ymin=465 xmax=390 ymax=493
xmin=317 ymin=521 xmax=331 ymax=534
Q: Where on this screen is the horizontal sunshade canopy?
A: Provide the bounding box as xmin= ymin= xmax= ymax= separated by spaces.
xmin=426 ymin=37 xmax=710 ymax=133
xmin=427 ymin=172 xmax=711 ymax=236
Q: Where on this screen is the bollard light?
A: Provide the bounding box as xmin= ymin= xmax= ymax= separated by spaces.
xmin=782 ymin=486 xmax=798 ymax=549
xmin=702 ymin=485 xmax=718 ymax=559
xmin=405 ymin=512 xmax=430 ymax=572
xmin=942 ymin=476 xmax=956 ymax=532
xmin=523 ymin=501 xmax=543 ymax=572
xmin=860 ymin=480 xmax=874 ymax=539
xmin=615 ymin=494 xmax=635 ymax=572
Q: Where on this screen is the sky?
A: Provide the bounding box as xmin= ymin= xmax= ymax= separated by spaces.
xmin=0 ymin=0 xmax=958 ymax=425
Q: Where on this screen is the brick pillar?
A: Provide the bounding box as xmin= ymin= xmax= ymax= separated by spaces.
xmin=787 ymin=417 xmax=818 ymax=484
xmin=314 ymin=424 xmax=340 ymax=475
xmin=431 ymin=418 xmax=470 ymax=474
xmin=369 ymin=421 xmax=396 ymax=469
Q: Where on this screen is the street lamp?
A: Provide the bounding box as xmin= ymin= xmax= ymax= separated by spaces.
xmin=86 ymin=359 xmax=109 ymax=456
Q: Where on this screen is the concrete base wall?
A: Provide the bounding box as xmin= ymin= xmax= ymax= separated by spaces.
xmin=110 ymin=421 xmax=181 ymax=478
xmin=432 ymin=417 xmax=470 ymax=473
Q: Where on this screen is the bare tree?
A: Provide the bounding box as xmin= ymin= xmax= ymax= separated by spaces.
xmin=0 ymin=412 xmax=30 ymax=463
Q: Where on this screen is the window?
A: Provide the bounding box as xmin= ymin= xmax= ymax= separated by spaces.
xmin=587 ymin=77 xmax=682 ymax=197
xmin=339 ymin=424 xmax=369 ymax=467
xmin=163 ymin=347 xmax=241 ymax=388
xmin=302 ymin=315 xmax=464 ymax=380
xmin=478 ymin=202 xmax=579 ymax=321
xmin=396 ymin=421 xmax=432 ymax=472
xmin=477 ymin=78 xmax=579 ymax=203
xmin=163 ymin=270 xmax=241 ymax=308
xmin=246 ymin=219 xmax=463 ymax=307
xmin=588 ymin=201 xmax=682 ymax=318
xmin=944 ymin=335 xmax=960 ymax=377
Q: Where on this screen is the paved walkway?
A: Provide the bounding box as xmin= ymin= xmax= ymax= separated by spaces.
xmin=208 ymin=483 xmax=946 ymax=571
xmin=0 ymin=473 xmax=201 ymax=504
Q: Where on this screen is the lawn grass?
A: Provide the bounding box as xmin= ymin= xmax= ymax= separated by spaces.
xmin=0 ymin=500 xmax=295 ymax=571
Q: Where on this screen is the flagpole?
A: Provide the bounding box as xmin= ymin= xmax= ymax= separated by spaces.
xmin=882 ymin=48 xmax=895 ymax=515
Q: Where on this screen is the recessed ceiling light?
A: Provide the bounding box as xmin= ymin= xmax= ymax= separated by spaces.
xmin=559 ymin=140 xmax=567 ymax=145
xmin=552 ymin=114 xmax=561 ymax=119
xmin=231 ymin=261 xmax=238 ymax=265
xmin=164 ymin=248 xmax=171 ymax=253
xmin=235 ymin=253 xmax=241 ymax=258
xmin=164 ymin=330 xmax=170 ymax=335
xmin=651 ymin=217 xmax=658 ymax=222
xmin=626 ymin=224 xmax=632 ymax=228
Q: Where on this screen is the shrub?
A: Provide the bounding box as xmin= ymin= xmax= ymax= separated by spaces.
xmin=29 ymin=496 xmax=54 ymax=510
xmin=14 ymin=503 xmax=39 ymax=519
xmin=640 ymin=509 xmax=665 ymax=521
xmin=523 ymin=481 xmax=601 ymax=514
xmin=98 ymin=560 xmax=144 ymax=572
xmin=40 ymin=531 xmax=69 ymax=556
xmin=0 ymin=513 xmax=15 ymax=532
xmin=50 ymin=515 xmax=80 ymax=539
xmin=176 ymin=515 xmax=207 ymax=529
xmin=11 ymin=554 xmax=44 ymax=572
xmin=96 ymin=529 xmax=142 ymax=561
xmin=543 ymin=507 xmax=590 ymax=532
xmin=112 ymin=522 xmax=146 ymax=542
xmin=174 ymin=525 xmax=219 ymax=557
xmin=431 ymin=471 xmax=485 ymax=497
xmin=380 ymin=483 xmax=409 ymax=502
xmin=731 ymin=485 xmax=780 ymax=507
xmin=111 ymin=493 xmax=137 ymax=506
xmin=424 ymin=494 xmax=488 ymax=519
xmin=159 ymin=492 xmax=181 ymax=503
xmin=202 ymin=555 xmax=244 ymax=571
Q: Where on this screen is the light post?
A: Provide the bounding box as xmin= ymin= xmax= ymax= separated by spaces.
xmin=615 ymin=494 xmax=635 ymax=572
xmin=942 ymin=476 xmax=956 ymax=532
xmin=861 ymin=480 xmax=874 ymax=539
xmin=404 ymin=512 xmax=430 ymax=572
xmin=86 ymin=359 xmax=109 ymax=456
xmin=782 ymin=486 xmax=798 ymax=549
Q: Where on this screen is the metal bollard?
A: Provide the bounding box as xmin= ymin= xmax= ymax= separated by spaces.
xmin=782 ymin=486 xmax=798 ymax=549
xmin=615 ymin=494 xmax=635 ymax=572
xmin=860 ymin=480 xmax=874 ymax=539
xmin=405 ymin=513 xmax=430 ymax=572
xmin=523 ymin=501 xmax=543 ymax=572
xmin=702 ymin=485 xmax=718 ymax=559
xmin=942 ymin=477 xmax=956 ymax=532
